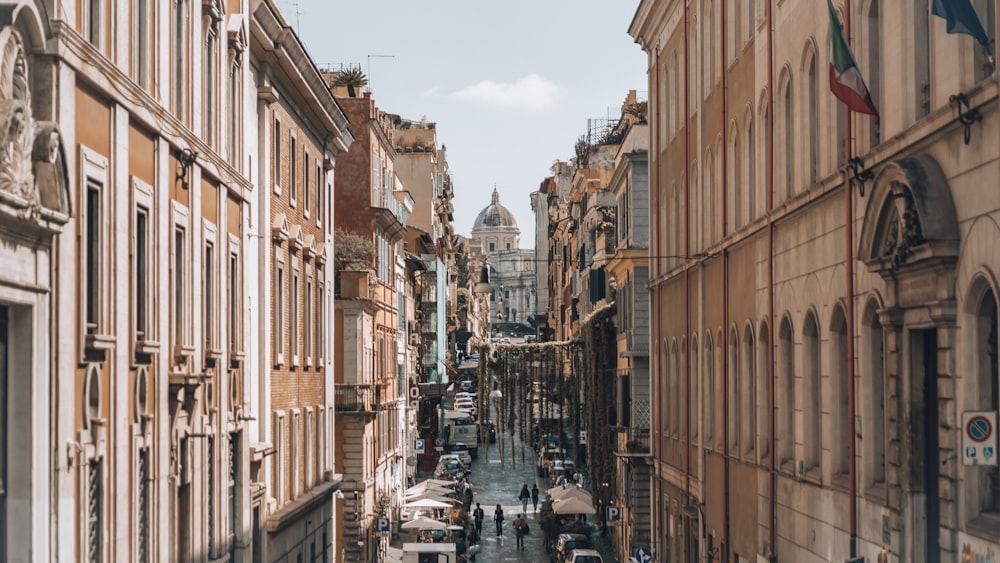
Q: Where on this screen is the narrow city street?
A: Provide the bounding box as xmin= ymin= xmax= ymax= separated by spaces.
xmin=408 ymin=430 xmax=616 ymax=563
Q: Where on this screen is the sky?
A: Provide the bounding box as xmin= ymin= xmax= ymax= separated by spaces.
xmin=276 ymin=0 xmax=648 ymax=244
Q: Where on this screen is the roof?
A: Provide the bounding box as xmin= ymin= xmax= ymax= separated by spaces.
xmin=472 ymin=188 xmax=518 ymax=230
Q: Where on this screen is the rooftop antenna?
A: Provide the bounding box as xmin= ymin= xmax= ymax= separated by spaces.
xmin=367 ymin=54 xmax=395 ymax=93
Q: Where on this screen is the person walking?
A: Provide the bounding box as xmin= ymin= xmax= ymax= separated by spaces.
xmin=530 ymin=483 xmax=539 ymax=513
xmin=493 ymin=504 xmax=504 ymax=536
xmin=473 ymin=503 xmax=485 ymax=536
xmin=512 ymin=514 xmax=526 ymax=549
xmin=518 ymin=484 xmax=530 ymax=514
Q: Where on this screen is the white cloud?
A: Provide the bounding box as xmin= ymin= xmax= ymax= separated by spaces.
xmin=448 ymin=74 xmax=567 ymax=109
xmin=421 ymin=86 xmax=439 ymax=97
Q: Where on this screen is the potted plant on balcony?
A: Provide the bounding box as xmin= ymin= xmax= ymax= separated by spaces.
xmin=335 ymin=228 xmax=374 ymax=298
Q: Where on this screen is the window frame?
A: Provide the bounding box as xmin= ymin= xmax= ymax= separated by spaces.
xmin=131 ymin=177 xmax=156 ymax=353
xmin=273 ymin=118 xmax=282 ymax=195
xmin=228 ymin=234 xmax=244 ymax=362
xmin=274 ymin=249 xmax=285 ymax=366
xmin=80 ymin=146 xmax=111 ymax=353
xmin=171 ymin=202 xmax=194 ymax=364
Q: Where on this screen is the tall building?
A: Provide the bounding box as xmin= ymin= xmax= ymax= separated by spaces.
xmin=631 ymin=0 xmax=1000 ymax=561
xmin=254 ymin=0 xmax=353 ymax=559
xmin=472 ymin=189 xmax=536 ymax=333
xmin=330 ymin=88 xmax=413 ymax=563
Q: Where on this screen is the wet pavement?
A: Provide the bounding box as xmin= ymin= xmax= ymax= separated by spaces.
xmin=410 ymin=432 xmax=617 ymax=563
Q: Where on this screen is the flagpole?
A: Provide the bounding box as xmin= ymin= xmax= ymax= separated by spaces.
xmin=842 ymin=1 xmax=860 ymax=559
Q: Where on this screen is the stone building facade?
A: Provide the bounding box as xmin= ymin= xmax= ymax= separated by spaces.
xmin=631 ymin=0 xmax=999 ymax=561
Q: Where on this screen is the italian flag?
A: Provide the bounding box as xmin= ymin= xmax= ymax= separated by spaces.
xmin=827 ymin=0 xmax=879 ymax=117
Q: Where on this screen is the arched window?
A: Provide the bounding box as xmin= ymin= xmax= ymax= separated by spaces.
xmin=746 ymin=0 xmax=755 ymax=43
xmin=704 ymin=333 xmax=715 ymax=448
xmin=728 ymin=125 xmax=740 ymax=231
xmin=728 ymin=326 xmax=740 ymax=451
xmin=972 ymin=283 xmax=999 ymax=515
xmin=830 ymin=306 xmax=849 ymax=476
xmin=806 ymin=53 xmax=819 ymax=185
xmin=803 ymin=312 xmax=821 ymax=472
xmin=703 ymin=1 xmax=715 ymax=95
xmin=778 ymin=316 xmax=795 ymax=466
xmin=744 ymin=110 xmax=755 ymax=225
xmin=759 ymin=321 xmax=770 ymax=459
xmin=778 ymin=72 xmax=794 ymax=201
xmin=663 ymin=340 xmax=671 ymax=436
xmin=671 ymin=51 xmax=680 ymax=137
xmin=863 ymin=300 xmax=886 ymax=487
xmin=691 ymin=163 xmax=701 ymax=251
xmin=705 ymin=150 xmax=714 ymax=247
xmin=689 ymin=336 xmax=698 ymax=441
xmin=915 ymin=0 xmax=931 ymax=118
xmin=742 ymin=325 xmax=757 ymax=457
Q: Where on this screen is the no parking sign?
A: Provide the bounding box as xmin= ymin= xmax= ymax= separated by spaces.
xmin=962 ymin=411 xmax=997 ymax=466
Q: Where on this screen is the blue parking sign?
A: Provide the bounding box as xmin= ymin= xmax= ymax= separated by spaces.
xmin=605 ymin=505 xmax=621 ymax=522
xmin=414 ymin=439 xmax=425 ymax=453
xmin=375 ymin=516 xmax=391 ymax=533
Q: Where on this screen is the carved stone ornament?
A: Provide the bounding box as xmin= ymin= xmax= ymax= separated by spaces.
xmin=0 ymin=27 xmax=69 ymax=224
xmin=878 ymin=182 xmax=927 ymax=272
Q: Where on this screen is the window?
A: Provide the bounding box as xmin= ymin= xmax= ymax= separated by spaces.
xmin=83 ymin=0 xmax=103 ymax=47
xmin=228 ymin=432 xmax=238 ymax=545
xmin=973 ymin=0 xmax=996 ymax=82
xmin=915 ymin=0 xmax=931 ymax=118
xmin=778 ymin=317 xmax=794 ymax=466
xmin=172 ymin=203 xmax=192 ymax=360
xmin=802 ymin=313 xmax=820 ymax=472
xmin=290 ymin=136 xmax=297 ymax=206
xmin=203 ymin=14 xmax=219 ymax=146
xmin=742 ymin=326 xmax=756 ymax=457
xmin=137 ymin=446 xmax=150 ymax=562
xmin=972 ymin=284 xmax=998 ymax=515
xmin=172 ymin=0 xmax=190 ymax=121
xmin=81 ymin=148 xmax=109 ymax=343
xmin=226 ymin=27 xmax=244 ymax=168
xmin=806 ymin=55 xmax=818 ymax=185
xmin=273 ymin=119 xmax=281 ymax=194
xmin=305 ymin=276 xmax=313 ymax=366
xmin=745 ymin=113 xmax=756 ymax=223
xmin=371 ymin=148 xmax=380 ymax=204
xmin=489 ymin=242 xmax=495 ymax=252
xmin=728 ymin=327 xmax=739 ymax=451
xmin=303 ymin=152 xmax=310 ymax=216
xmin=275 ymin=254 xmax=285 ymax=365
xmin=273 ymin=412 xmax=286 ymax=504
xmin=315 ymin=162 xmax=323 ymax=227
xmin=228 ymin=236 xmax=243 ymax=359
xmin=758 ymin=323 xmax=770 ymax=458
xmin=831 ymin=307 xmax=849 ymax=477
xmin=867 ymin=0 xmax=882 ymax=148
xmin=317 ymin=278 xmax=325 ymax=365
xmin=134 ymin=0 xmax=151 ymax=89
xmin=780 ymin=74 xmax=794 ymax=200
xmin=203 ymin=222 xmax=218 ymax=355
xmin=863 ymin=303 xmax=885 ymax=487
xmin=132 ymin=178 xmax=154 ymax=344
xmin=305 ymin=408 xmax=314 ymax=488
xmin=292 ymin=266 xmax=300 ymax=367
xmin=291 ymin=410 xmax=301 ymax=498
xmin=704 ymin=334 xmax=715 ymax=448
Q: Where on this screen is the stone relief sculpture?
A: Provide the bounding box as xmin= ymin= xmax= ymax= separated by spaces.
xmin=0 ymin=27 xmax=69 ymax=221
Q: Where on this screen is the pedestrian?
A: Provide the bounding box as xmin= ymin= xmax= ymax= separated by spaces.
xmin=512 ymin=514 xmax=526 ymax=549
xmin=473 ymin=503 xmax=485 ymax=536
xmin=531 ymin=483 xmax=539 ymax=512
xmin=518 ymin=484 xmax=530 ymax=513
xmin=494 ymin=504 xmax=504 ymax=536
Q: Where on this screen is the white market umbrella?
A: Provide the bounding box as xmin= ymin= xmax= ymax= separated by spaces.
xmin=547 ymin=486 xmax=592 ymax=502
xmin=404 ymin=498 xmax=453 ymax=509
xmin=405 ymin=483 xmax=452 ymax=497
xmin=404 ymin=494 xmax=459 ymax=505
xmin=552 ymin=496 xmax=597 ymax=515
xmin=400 ymin=516 xmax=449 ymax=530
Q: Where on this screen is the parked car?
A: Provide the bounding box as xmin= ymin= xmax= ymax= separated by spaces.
xmin=566 ymin=548 xmax=604 ymax=563
xmin=445 ymin=443 xmax=472 ymax=465
xmin=555 ymin=533 xmax=593 ymax=563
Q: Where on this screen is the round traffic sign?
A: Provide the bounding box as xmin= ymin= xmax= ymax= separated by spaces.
xmin=967 ymin=415 xmax=993 ymax=443
xmin=435 ymin=437 xmax=444 ymax=447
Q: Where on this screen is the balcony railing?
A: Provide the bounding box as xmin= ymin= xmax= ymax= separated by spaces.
xmin=334 ymin=385 xmax=377 ymax=413
xmin=615 ymin=426 xmax=651 ymax=455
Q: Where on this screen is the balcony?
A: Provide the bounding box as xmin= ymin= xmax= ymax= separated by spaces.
xmin=334 ymin=385 xmax=378 ymax=414
xmin=614 ymin=427 xmax=651 ymax=457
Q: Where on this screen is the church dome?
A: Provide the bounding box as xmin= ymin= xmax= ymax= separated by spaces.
xmin=473 ymin=189 xmax=518 ymax=230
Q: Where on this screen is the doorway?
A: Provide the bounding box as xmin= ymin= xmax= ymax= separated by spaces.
xmin=910 ymin=329 xmax=939 ymax=563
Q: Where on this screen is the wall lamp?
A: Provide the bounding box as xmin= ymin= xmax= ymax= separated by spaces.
xmin=844 ymin=156 xmax=874 ymax=197
xmin=176 ymin=148 xmax=199 ymax=189
xmin=949 ymin=92 xmax=981 ymax=145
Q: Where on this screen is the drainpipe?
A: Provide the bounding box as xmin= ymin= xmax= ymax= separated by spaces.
xmin=766 ymin=0 xmax=777 ymax=559
xmin=683 ymin=0 xmax=693 ymax=557
xmin=719 ymin=0 xmax=732 ymax=559
xmin=843 ymin=1 xmax=859 ymax=558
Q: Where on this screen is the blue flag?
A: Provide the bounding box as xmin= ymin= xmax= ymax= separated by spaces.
xmin=932 ymin=0 xmax=992 ymax=53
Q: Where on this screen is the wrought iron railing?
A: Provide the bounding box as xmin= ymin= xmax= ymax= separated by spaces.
xmin=334 ymin=385 xmax=376 ymax=413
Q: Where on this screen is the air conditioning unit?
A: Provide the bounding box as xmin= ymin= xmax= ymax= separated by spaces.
xmin=408 ymin=333 xmax=421 ymax=346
